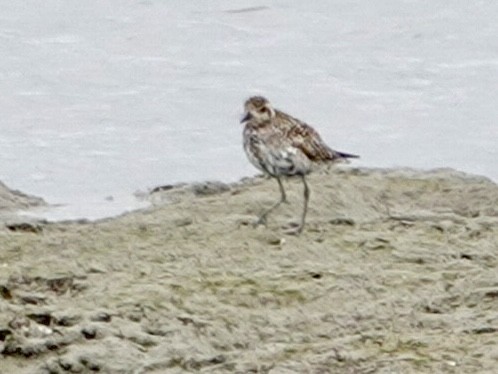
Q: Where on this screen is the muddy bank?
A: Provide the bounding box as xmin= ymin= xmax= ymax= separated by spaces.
xmin=0 ymin=181 xmax=45 ymax=213
xmin=0 ymin=181 xmax=46 ymax=234
xmin=1 ymin=168 xmax=498 ymax=373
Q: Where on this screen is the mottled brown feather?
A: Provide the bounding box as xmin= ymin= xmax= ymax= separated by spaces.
xmin=241 ymin=96 xmax=358 ymax=234
xmin=273 ymin=110 xmax=337 ymax=162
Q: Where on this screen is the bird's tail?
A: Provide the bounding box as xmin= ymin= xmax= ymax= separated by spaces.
xmin=335 ymin=151 xmax=359 ymax=159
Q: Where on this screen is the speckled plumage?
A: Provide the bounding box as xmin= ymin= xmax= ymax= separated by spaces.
xmin=241 ymin=96 xmax=358 ymax=234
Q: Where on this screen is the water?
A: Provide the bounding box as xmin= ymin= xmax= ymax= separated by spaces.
xmin=1 ymin=0 xmax=497 ymax=220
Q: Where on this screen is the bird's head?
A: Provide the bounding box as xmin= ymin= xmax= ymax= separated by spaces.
xmin=241 ymin=96 xmax=276 ymax=123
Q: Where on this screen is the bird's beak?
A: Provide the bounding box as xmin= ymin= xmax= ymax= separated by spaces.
xmin=240 ymin=112 xmax=252 ymax=123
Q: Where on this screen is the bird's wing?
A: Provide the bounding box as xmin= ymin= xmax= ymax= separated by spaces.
xmin=287 ymin=122 xmax=337 ymax=162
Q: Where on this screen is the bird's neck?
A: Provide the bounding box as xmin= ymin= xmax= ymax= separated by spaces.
xmin=246 ymin=119 xmax=272 ymax=130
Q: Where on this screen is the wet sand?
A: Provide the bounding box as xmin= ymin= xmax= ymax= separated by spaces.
xmin=1 ymin=167 xmax=498 ymax=373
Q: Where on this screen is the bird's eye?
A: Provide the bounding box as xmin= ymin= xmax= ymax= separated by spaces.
xmin=258 ymin=108 xmax=267 ymax=113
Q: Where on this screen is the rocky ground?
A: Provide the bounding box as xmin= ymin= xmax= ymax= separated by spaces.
xmin=1 ymin=167 xmax=497 ymax=373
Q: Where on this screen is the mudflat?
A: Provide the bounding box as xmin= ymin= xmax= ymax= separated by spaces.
xmin=1 ymin=167 xmax=497 ymax=373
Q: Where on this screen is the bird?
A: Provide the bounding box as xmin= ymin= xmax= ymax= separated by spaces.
xmin=241 ymin=96 xmax=358 ymax=234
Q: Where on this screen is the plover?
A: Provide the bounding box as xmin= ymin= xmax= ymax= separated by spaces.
xmin=241 ymin=96 xmax=358 ymax=234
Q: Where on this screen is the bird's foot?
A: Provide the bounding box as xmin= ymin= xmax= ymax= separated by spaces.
xmin=282 ymin=222 xmax=304 ymax=236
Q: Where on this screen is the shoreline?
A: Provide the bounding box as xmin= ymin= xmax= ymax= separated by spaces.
xmin=3 ymin=166 xmax=496 ymax=226
xmin=1 ymin=167 xmax=498 ymax=373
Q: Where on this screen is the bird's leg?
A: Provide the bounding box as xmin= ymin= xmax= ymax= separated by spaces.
xmin=255 ymin=177 xmax=286 ymax=226
xmin=285 ymin=175 xmax=309 ymax=235
xmin=300 ymin=175 xmax=310 ymax=230
xmin=278 ymin=177 xmax=288 ymax=204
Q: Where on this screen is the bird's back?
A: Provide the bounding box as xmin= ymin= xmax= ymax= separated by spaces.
xmin=273 ymin=109 xmax=356 ymax=163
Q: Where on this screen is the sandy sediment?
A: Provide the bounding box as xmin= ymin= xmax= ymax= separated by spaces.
xmin=1 ymin=168 xmax=498 ymax=373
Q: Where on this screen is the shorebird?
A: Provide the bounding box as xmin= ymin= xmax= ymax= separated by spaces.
xmin=241 ymin=96 xmax=358 ymax=234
